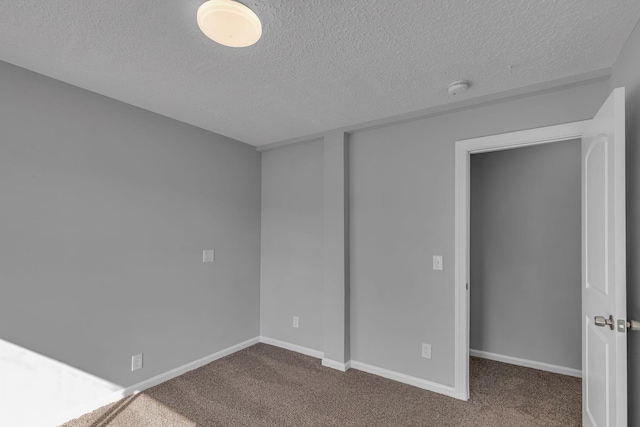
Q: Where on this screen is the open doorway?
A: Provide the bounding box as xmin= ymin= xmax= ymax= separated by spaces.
xmin=453 ymin=88 xmax=628 ymax=427
xmin=469 ymin=139 xmax=582 ymax=374
xmin=467 ymin=139 xmax=582 ymax=422
xmin=452 ymin=120 xmax=590 ymax=402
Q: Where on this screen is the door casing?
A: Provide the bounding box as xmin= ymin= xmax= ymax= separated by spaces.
xmin=453 ymin=120 xmax=591 ymax=400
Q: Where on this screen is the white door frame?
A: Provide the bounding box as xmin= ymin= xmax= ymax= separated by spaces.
xmin=453 ymin=120 xmax=590 ymax=400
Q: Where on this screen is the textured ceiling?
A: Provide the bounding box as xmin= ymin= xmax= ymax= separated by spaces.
xmin=1 ymin=1 xmax=639 ymax=146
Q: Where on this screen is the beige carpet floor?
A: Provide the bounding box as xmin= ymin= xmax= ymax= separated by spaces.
xmin=61 ymin=343 xmax=581 ymax=427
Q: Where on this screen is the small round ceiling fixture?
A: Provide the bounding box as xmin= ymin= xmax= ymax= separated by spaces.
xmin=448 ymin=80 xmax=470 ymax=96
xmin=197 ymin=0 xmax=262 ymax=48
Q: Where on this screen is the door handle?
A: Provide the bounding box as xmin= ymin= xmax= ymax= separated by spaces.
xmin=594 ymin=315 xmax=615 ymax=330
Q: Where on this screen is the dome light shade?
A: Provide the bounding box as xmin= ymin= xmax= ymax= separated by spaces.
xmin=197 ymin=0 xmax=262 ymax=48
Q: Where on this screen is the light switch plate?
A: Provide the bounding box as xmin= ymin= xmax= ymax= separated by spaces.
xmin=293 ymin=316 xmax=299 ymax=328
xmin=433 ymin=255 xmax=443 ymax=271
xmin=203 ymin=250 xmax=215 ymax=263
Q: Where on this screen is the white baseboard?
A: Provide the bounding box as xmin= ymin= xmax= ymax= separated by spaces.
xmin=259 ymin=336 xmax=324 ymax=359
xmin=257 ymin=339 xmax=456 ymax=398
xmin=321 ymin=358 xmax=351 ymax=372
xmin=469 ymin=349 xmax=582 ymax=378
xmin=45 ymin=337 xmax=260 ymax=427
xmin=350 ymin=360 xmax=457 ymax=398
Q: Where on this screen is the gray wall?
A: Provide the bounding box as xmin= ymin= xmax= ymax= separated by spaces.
xmin=609 ymin=18 xmax=640 ymax=426
xmin=348 ymin=80 xmax=608 ymax=386
xmin=0 ymin=60 xmax=261 ymax=387
xmin=260 ymin=140 xmax=324 ymax=351
xmin=260 ymin=80 xmax=609 ymax=386
xmin=470 ymin=140 xmax=582 ymax=370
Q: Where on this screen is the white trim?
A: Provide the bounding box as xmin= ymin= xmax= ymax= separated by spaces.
xmin=454 ymin=120 xmax=590 ymax=401
xmin=470 ymin=349 xmax=582 ymax=378
xmin=456 ymin=120 xmax=590 ymax=152
xmin=454 ymin=137 xmax=471 ymax=401
xmin=321 ymin=358 xmax=351 ymax=372
xmin=350 ymin=361 xmax=457 ymax=398
xmin=259 ymin=336 xmax=324 ymax=359
xmin=43 ymin=337 xmax=260 ymax=427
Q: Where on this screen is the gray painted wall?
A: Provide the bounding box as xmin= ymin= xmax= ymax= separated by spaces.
xmin=260 ymin=140 xmax=324 ymax=351
xmin=0 ymin=60 xmax=261 ymax=387
xmin=470 ymin=140 xmax=582 ymax=370
xmin=323 ymin=132 xmax=351 ymax=363
xmin=609 ymin=18 xmax=640 ymax=426
xmin=348 ymin=80 xmax=608 ymax=386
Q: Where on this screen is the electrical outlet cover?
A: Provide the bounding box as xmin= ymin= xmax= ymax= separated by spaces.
xmin=421 ymin=344 xmax=432 ymax=359
xmin=132 ymin=353 xmax=143 ymax=371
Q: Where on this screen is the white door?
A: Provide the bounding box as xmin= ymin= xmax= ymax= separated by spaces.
xmin=582 ymin=87 xmax=627 ymax=427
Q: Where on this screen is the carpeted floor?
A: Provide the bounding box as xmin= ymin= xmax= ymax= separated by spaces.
xmin=61 ymin=343 xmax=581 ymax=426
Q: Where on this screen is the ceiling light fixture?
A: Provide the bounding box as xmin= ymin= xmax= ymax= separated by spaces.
xmin=197 ymin=0 xmax=262 ymax=48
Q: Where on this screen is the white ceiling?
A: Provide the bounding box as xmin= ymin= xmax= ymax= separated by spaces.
xmin=1 ymin=1 xmax=639 ymax=146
